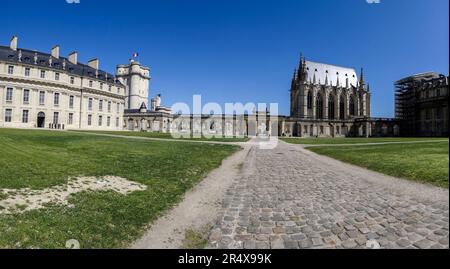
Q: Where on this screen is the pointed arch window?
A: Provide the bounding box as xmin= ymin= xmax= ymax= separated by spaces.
xmin=349 ymin=96 xmax=356 ymax=117
xmin=316 ymin=93 xmax=323 ymax=119
xmin=340 ymin=95 xmax=345 ymax=119
xmin=328 ymin=95 xmax=335 ymax=119
xmin=307 ymin=91 xmax=313 ymax=109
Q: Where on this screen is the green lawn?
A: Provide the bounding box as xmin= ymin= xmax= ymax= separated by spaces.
xmin=308 ymin=141 xmax=449 ymax=188
xmin=0 ymin=128 xmax=239 ymax=248
xmin=73 ymin=130 xmax=250 ymax=143
xmin=281 ymin=137 xmax=448 ymax=145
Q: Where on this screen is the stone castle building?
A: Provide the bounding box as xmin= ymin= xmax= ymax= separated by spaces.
xmin=281 ymin=55 xmax=373 ymax=137
xmin=1 ymin=36 xmax=404 ymax=138
xmin=0 ymin=36 xmax=159 ymax=131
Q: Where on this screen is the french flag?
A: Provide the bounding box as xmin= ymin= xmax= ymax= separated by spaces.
xmin=132 ymin=52 xmax=139 ymax=58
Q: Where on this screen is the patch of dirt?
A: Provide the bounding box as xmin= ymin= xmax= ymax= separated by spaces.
xmin=0 ymin=176 xmax=147 ymax=214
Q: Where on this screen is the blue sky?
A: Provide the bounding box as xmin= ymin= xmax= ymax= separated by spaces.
xmin=2 ymin=0 xmax=448 ymax=117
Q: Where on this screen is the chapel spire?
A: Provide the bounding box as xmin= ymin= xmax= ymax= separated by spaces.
xmin=359 ymin=67 xmax=366 ymax=88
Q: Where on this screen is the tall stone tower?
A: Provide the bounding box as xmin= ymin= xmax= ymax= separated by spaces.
xmin=116 ymin=59 xmax=151 ymax=110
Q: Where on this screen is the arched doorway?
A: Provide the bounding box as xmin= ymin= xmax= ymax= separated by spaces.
xmin=37 ymin=112 xmax=45 ymax=128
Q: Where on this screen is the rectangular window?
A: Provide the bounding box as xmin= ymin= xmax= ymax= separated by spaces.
xmin=98 ymin=115 xmax=103 ymax=126
xmin=70 ymin=77 xmax=75 ymax=84
xmin=68 ymin=113 xmax=74 ymax=125
xmin=107 ymin=116 xmax=111 ymax=127
xmin=55 ymin=73 xmax=60 ymax=81
xmin=89 ymin=81 xmax=93 ymax=88
xmin=39 ymin=91 xmax=45 ymax=105
xmin=6 ymin=88 xmax=13 ymax=102
xmin=108 ymin=101 xmax=112 ymax=113
xmin=116 ymin=117 xmax=119 ymax=128
xmin=88 ymin=115 xmax=92 ymax=126
xmin=53 ymin=112 xmax=59 ymax=125
xmin=40 ymin=70 xmax=46 ymax=79
xmin=69 ymin=96 xmax=75 ymax=109
xmin=99 ymin=100 xmax=103 ymax=111
xmin=100 ymin=83 xmax=103 ymax=90
xmin=25 ymin=67 xmax=31 ymax=77
xmin=5 ymin=109 xmax=12 ymax=122
xmin=22 ymin=110 xmax=29 ymax=123
xmin=8 ymin=66 xmax=14 ymax=75
xmin=116 ymin=103 xmax=120 ymax=113
xmin=23 ymin=89 xmax=30 ymax=104
xmin=108 ymin=85 xmax=112 ymax=92
xmin=88 ymin=98 xmax=93 ymax=110
xmin=54 ymin=93 xmax=60 ymax=106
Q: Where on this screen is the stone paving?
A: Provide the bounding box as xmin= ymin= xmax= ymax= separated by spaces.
xmin=207 ymin=141 xmax=449 ymax=249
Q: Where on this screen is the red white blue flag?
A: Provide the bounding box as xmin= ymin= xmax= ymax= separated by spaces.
xmin=132 ymin=52 xmax=139 ymax=58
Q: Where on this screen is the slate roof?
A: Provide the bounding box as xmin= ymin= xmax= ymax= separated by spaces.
xmin=304 ymin=61 xmax=358 ymax=88
xmin=0 ymin=45 xmax=123 ymax=86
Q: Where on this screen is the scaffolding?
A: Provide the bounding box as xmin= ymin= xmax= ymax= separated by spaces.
xmin=395 ymin=72 xmax=449 ymax=136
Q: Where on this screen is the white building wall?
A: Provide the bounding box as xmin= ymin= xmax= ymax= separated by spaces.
xmin=0 ymin=61 xmax=125 ymax=131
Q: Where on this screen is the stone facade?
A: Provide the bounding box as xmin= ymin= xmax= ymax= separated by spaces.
xmin=281 ymin=55 xmax=372 ymax=137
xmin=0 ymin=36 xmax=126 ymax=130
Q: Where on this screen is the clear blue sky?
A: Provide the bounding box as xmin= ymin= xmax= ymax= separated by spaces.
xmin=2 ymin=0 xmax=448 ymax=117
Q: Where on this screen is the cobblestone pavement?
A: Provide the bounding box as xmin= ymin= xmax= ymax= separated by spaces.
xmin=208 ymin=141 xmax=449 ymax=249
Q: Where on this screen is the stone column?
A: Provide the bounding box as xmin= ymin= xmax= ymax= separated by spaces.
xmin=356 ymin=95 xmax=361 ymax=117
xmin=303 ymin=92 xmax=308 ymax=119
xmin=312 ymin=89 xmax=317 ymax=120
xmin=336 ymin=95 xmax=341 ymax=120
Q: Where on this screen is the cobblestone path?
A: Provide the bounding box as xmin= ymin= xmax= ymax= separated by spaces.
xmin=208 ymin=141 xmax=449 ymax=249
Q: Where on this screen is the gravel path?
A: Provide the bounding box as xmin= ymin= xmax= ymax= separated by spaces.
xmin=207 ymin=140 xmax=449 ymax=249
xmin=130 ymin=144 xmax=251 ymax=249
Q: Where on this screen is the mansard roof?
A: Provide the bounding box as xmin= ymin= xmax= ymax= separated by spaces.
xmin=0 ymin=45 xmax=123 ymax=87
xmin=304 ymin=61 xmax=358 ymax=88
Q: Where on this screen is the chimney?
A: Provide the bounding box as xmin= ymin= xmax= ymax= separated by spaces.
xmin=88 ymin=58 xmax=99 ymax=70
xmin=68 ymin=51 xmax=78 ymax=65
xmin=10 ymin=36 xmax=18 ymax=51
xmin=51 ymin=45 xmax=60 ymax=59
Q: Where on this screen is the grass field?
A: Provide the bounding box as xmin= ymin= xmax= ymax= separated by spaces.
xmin=281 ymin=137 xmax=448 ymax=145
xmin=308 ymin=141 xmax=449 ymax=188
xmin=73 ymin=130 xmax=250 ymax=143
xmin=0 ymin=128 xmax=239 ymax=248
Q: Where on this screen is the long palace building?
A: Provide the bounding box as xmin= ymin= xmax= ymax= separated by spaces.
xmin=0 ymin=36 xmax=160 ymax=130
